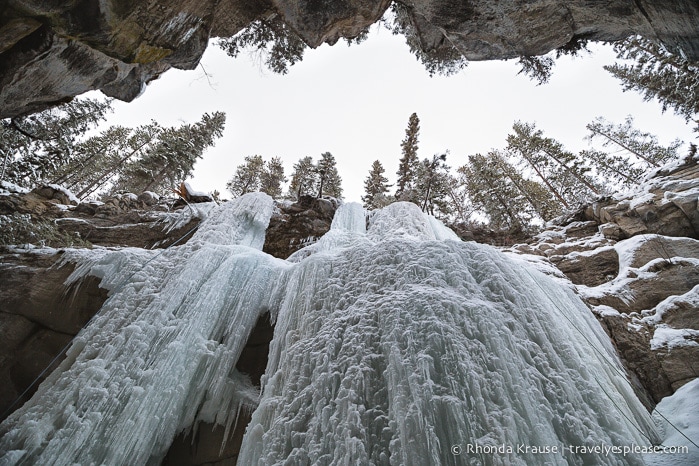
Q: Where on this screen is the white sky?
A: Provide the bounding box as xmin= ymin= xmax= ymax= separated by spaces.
xmin=89 ymin=27 xmax=697 ymax=203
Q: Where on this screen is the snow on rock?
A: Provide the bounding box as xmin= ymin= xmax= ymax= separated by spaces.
xmin=614 ymin=235 xmax=699 ymax=275
xmin=650 ymin=326 xmax=699 ymax=351
xmin=0 ymin=181 xmax=29 ymax=195
xmin=644 ymin=378 xmax=699 ymax=466
xmin=46 ymin=184 xmax=79 ymax=205
xmin=641 ymin=286 xmax=699 ymax=326
xmin=0 ymin=198 xmax=659 ymax=465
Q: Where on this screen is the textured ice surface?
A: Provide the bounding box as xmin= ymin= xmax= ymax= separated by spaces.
xmin=240 ymin=202 xmax=657 ymax=466
xmin=0 ymin=200 xmax=657 ymax=465
xmin=0 ymin=193 xmax=282 ymax=465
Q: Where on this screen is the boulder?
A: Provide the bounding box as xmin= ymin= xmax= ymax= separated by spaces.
xmin=549 ymin=246 xmax=618 ymax=286
xmin=30 ymin=185 xmax=78 ymax=206
xmin=263 ymin=196 xmax=338 ymax=259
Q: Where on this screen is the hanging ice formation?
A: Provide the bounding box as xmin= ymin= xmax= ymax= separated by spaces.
xmin=0 ymin=194 xmax=658 ymax=465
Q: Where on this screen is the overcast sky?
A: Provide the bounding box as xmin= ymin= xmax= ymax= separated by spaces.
xmin=89 ymin=27 xmax=697 ymax=203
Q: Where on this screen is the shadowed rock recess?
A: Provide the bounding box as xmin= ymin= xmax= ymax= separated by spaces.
xmin=2 ymin=0 xmax=699 ymax=117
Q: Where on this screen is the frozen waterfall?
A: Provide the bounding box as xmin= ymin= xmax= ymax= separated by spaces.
xmin=0 ymin=195 xmax=657 ymax=465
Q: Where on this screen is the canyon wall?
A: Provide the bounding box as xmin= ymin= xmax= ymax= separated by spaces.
xmin=2 ymin=0 xmax=699 ymax=117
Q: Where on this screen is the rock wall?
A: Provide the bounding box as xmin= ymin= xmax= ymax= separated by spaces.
xmin=2 ymin=0 xmax=699 ymax=117
xmin=511 ymin=161 xmax=699 ymax=407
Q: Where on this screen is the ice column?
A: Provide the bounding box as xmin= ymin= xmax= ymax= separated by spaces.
xmin=0 ymin=193 xmax=284 ymax=465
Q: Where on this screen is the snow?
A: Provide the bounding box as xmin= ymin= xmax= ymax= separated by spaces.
xmin=0 ymin=198 xmax=659 ymax=465
xmin=650 ymin=326 xmax=699 ymax=351
xmin=641 ymin=286 xmax=699 ymax=325
xmin=628 ymin=192 xmax=655 ymax=210
xmin=644 ymin=378 xmax=699 ymax=466
xmin=46 ymin=184 xmax=79 ymax=204
xmin=183 ymin=181 xmax=210 ymax=199
xmin=592 ymin=305 xmax=622 ymax=317
xmin=0 ymin=181 xmax=29 ymax=195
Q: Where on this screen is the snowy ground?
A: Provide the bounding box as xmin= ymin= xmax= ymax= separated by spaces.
xmin=644 ymin=378 xmax=699 ymax=466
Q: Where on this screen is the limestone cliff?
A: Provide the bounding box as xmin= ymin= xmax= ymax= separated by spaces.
xmin=510 ymin=161 xmax=699 ymax=408
xmin=2 ymin=0 xmax=699 ymax=117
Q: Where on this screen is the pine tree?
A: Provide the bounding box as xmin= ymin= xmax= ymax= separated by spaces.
xmin=489 ymin=150 xmax=561 ymax=221
xmin=362 ymin=160 xmax=392 ymax=209
xmin=316 ymin=152 xmax=343 ymax=199
xmin=226 ymin=155 xmax=265 ymax=197
xmin=414 ymin=153 xmax=451 ymax=216
xmin=605 ymin=36 xmax=699 ymax=130
xmin=287 ymin=156 xmax=318 ymax=200
xmin=260 ymin=156 xmax=287 ymax=198
xmin=115 ymin=112 xmax=225 ymax=194
xmin=1 ymin=97 xmax=113 ymax=185
xmin=396 ymin=112 xmax=420 ymax=200
xmin=462 ymin=153 xmax=533 ymax=232
xmin=217 ymin=16 xmax=307 ymax=75
xmin=55 ymin=122 xmax=162 ymax=199
xmin=507 ymin=121 xmax=600 ymax=209
xmin=443 ymin=166 xmax=475 ymax=224
xmin=585 ymin=116 xmax=682 ymax=167
xmin=388 ymin=3 xmax=468 ymax=77
xmin=578 ymin=149 xmax=645 ymax=190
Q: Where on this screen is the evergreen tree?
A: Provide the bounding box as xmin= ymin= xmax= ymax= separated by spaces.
xmin=115 ymin=112 xmax=226 ymax=194
xmin=54 ymin=122 xmax=162 ymax=198
xmin=462 ymin=153 xmax=533 ymax=232
xmin=578 ymin=149 xmax=645 ymax=190
xmin=226 ymin=155 xmax=265 ymax=197
xmin=260 ymin=156 xmax=287 ymax=198
xmin=287 ymin=156 xmax=318 ymax=200
xmin=217 ymin=16 xmax=307 ymax=75
xmin=316 ymin=152 xmax=343 ymax=199
xmin=388 ymin=3 xmax=468 ymax=77
xmin=507 ymin=121 xmax=600 ymax=209
xmin=414 ymin=153 xmax=451 ymax=216
xmin=362 ymin=160 xmax=392 ymax=209
xmin=396 ymin=112 xmax=420 ymax=200
xmin=605 ymin=36 xmax=699 ymax=130
xmin=489 ymin=150 xmax=561 ymax=221
xmin=443 ymin=166 xmax=475 ymax=224
xmin=585 ymin=116 xmax=682 ymax=167
xmin=1 ymin=97 xmax=113 ymax=185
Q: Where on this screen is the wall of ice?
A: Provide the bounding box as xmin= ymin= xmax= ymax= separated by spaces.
xmin=0 ymin=197 xmax=657 ymax=465
xmin=0 ymin=193 xmax=285 ymax=465
xmin=240 ymin=201 xmax=657 ymax=465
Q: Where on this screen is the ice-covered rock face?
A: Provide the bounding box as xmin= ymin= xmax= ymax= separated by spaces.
xmin=0 ymin=193 xmax=283 ymax=465
xmin=242 ymin=201 xmax=657 ymax=465
xmin=0 ymin=197 xmax=657 ymax=465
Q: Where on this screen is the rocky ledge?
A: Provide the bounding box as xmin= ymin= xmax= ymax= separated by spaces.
xmin=510 ymin=161 xmax=699 ymax=408
xmin=2 ymin=0 xmax=699 ymax=117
